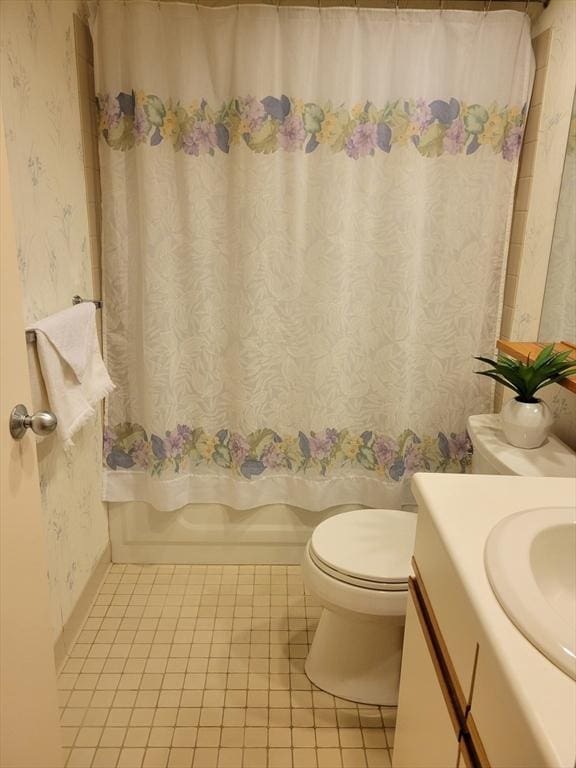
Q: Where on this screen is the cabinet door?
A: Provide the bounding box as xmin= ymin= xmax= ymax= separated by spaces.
xmin=393 ymin=588 xmax=460 ymax=768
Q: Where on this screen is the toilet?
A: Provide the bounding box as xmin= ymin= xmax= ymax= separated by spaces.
xmin=302 ymin=413 xmax=576 ymax=706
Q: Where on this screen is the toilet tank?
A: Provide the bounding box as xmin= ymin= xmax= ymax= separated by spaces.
xmin=467 ymin=414 xmax=576 ymax=477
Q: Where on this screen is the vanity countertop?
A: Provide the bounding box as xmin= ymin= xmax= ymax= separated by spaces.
xmin=411 ymin=473 xmax=576 ymax=768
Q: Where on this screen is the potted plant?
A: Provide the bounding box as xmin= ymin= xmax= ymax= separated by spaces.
xmin=474 ymin=344 xmax=576 ymax=449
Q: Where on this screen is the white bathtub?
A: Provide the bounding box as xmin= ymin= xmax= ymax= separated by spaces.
xmin=109 ymin=501 xmax=370 ymax=564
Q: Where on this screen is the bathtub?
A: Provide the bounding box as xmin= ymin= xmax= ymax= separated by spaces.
xmin=108 ymin=501 xmax=369 ymax=564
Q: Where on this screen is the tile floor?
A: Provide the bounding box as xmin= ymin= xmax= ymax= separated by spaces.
xmin=58 ymin=564 xmax=395 ymax=768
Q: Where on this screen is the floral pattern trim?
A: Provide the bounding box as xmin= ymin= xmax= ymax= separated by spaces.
xmin=104 ymin=424 xmax=471 ymax=481
xmin=98 ymin=92 xmax=526 ymax=161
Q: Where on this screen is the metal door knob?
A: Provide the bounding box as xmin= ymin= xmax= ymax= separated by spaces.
xmin=9 ymin=404 xmax=58 ymax=440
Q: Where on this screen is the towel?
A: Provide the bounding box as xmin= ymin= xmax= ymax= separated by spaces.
xmin=27 ymin=303 xmax=114 ymax=447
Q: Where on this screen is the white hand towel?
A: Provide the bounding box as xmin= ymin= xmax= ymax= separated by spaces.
xmin=28 ymin=303 xmax=114 ymax=447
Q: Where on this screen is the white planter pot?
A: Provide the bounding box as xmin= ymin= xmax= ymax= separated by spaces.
xmin=501 ymin=397 xmax=554 ymax=449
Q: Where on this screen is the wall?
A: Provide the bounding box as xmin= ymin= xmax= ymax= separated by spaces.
xmin=512 ymin=0 xmax=575 ymax=341
xmin=0 ymin=0 xmax=110 ymax=655
xmin=500 ymin=28 xmax=551 ymax=342
xmin=74 ymin=14 xmax=103 ymax=342
xmin=539 ymin=95 xmax=575 ymax=343
xmin=498 ymin=0 xmax=576 ymax=448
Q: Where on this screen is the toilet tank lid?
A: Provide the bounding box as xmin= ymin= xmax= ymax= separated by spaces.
xmin=467 ymin=414 xmax=576 ymax=477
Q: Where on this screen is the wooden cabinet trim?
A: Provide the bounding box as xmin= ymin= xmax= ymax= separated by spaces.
xmin=411 ymin=558 xmax=468 ymax=716
xmin=408 ymin=576 xmax=462 ymax=738
xmin=496 ymin=340 xmax=576 ymax=394
xmin=466 ymin=713 xmax=491 ymax=768
xmin=412 ymin=558 xmax=492 ymax=768
xmin=458 ymin=736 xmax=475 ymax=768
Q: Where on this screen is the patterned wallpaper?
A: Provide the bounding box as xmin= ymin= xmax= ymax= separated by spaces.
xmin=0 ymin=0 xmax=109 ymax=640
xmin=524 ymin=0 xmax=576 ymax=448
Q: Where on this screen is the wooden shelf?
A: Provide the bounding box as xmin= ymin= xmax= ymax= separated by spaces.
xmin=496 ymin=340 xmax=576 ymax=395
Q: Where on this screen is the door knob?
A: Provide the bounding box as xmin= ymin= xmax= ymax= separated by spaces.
xmin=9 ymin=404 xmax=58 ymax=440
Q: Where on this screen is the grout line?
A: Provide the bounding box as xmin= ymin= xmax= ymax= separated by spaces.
xmin=61 ymin=564 xmax=394 ymax=767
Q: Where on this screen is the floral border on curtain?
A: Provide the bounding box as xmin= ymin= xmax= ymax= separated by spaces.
xmin=105 ymin=423 xmax=471 ymax=481
xmin=98 ymin=92 xmax=526 ymax=161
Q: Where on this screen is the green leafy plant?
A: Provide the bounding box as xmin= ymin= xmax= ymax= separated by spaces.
xmin=474 ymin=344 xmax=576 ymax=403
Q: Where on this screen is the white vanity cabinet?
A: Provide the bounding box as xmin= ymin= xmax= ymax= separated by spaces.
xmin=393 ymin=474 xmax=576 ymax=768
xmin=393 ymin=586 xmax=461 ymax=768
xmin=393 ymin=564 xmax=486 ymax=768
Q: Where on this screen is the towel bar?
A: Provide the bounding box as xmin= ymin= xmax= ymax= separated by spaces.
xmin=25 ymin=296 xmax=102 ymax=344
xmin=72 ymin=295 xmax=103 ymax=309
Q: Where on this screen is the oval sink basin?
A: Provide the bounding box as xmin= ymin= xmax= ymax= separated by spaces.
xmin=485 ymin=506 xmax=576 ymax=679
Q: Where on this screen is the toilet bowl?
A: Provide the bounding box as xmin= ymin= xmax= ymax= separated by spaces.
xmin=302 ymin=413 xmax=576 ymax=706
xmin=302 ymin=508 xmax=416 ymax=706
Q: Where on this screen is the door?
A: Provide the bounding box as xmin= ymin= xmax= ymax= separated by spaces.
xmin=0 ymin=110 xmax=63 ymax=767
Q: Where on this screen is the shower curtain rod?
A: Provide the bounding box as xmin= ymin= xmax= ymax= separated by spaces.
xmin=147 ymin=0 xmax=549 ymax=7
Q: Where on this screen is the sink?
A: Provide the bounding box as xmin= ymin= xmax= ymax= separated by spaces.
xmin=485 ymin=506 xmax=576 ymax=679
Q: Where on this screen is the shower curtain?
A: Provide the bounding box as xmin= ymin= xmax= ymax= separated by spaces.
xmin=93 ymin=2 xmax=533 ymax=511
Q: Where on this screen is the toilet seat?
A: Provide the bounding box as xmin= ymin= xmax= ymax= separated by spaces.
xmin=308 ymin=546 xmax=409 ymax=591
xmin=308 ymin=509 xmax=416 ymax=592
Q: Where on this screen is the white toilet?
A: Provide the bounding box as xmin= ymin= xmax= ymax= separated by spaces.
xmin=302 ymin=413 xmax=576 ymax=706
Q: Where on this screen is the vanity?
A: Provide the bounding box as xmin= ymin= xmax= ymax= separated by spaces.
xmin=393 ymin=474 xmax=576 ymax=768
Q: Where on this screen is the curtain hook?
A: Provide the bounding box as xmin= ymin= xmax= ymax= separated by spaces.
xmin=439 ymin=0 xmax=444 ymax=11
xmin=524 ymin=0 xmax=529 ymax=11
xmin=277 ymin=0 xmax=280 ymax=13
xmin=395 ymin=0 xmax=399 ymax=13
xmin=318 ymin=0 xmax=321 ymax=13
xmin=355 ymin=0 xmax=359 ymax=13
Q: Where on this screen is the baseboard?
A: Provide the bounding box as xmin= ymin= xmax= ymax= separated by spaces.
xmin=54 ymin=544 xmax=111 ymax=672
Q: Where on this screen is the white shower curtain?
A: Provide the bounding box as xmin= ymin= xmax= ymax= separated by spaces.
xmin=93 ymin=2 xmax=533 ymax=511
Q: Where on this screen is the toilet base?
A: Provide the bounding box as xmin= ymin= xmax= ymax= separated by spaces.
xmin=305 ymin=606 xmax=404 ymax=706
